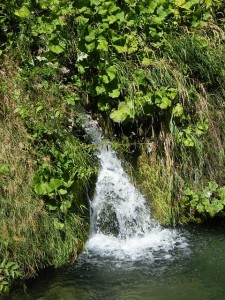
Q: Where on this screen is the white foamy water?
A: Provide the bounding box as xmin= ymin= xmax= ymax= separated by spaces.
xmin=83 ymin=116 xmax=188 ymax=261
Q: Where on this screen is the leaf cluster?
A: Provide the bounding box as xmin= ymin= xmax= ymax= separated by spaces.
xmin=0 ymin=260 xmax=21 ymax=294
xmin=182 ymin=182 xmax=225 ymax=219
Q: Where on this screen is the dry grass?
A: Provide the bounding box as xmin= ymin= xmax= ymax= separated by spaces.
xmin=0 ymin=63 xmax=47 ymax=275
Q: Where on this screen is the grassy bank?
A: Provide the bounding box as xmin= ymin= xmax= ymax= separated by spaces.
xmin=0 ymin=59 xmax=97 ymax=293
xmin=131 ymin=30 xmax=225 ymax=225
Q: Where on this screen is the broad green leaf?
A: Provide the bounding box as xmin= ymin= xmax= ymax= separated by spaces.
xmin=98 ymin=7 xmax=108 ymax=15
xmin=205 ymin=0 xmax=212 ymax=8
xmin=113 ymin=44 xmax=127 ymax=53
xmin=152 ymin=5 xmax=169 ymax=24
xmin=168 ymin=88 xmax=177 ymax=99
xmin=108 ymin=89 xmax=120 ymax=98
xmin=125 ymin=33 xmax=139 ymax=54
xmin=102 ymin=75 xmax=109 ymax=84
xmin=110 ymin=110 xmax=125 ymax=123
xmin=106 ymin=66 xmax=117 ymax=81
xmin=106 ymin=15 xmax=117 ymax=24
xmin=77 ymin=65 xmax=85 ymax=74
xmin=64 ymin=180 xmax=74 ymax=188
xmin=109 ymin=3 xmax=120 ymax=13
xmin=102 ymin=22 xmax=109 ymax=29
xmin=196 ymin=204 xmax=205 ymax=213
xmin=58 ymin=189 xmax=67 ymax=195
xmin=77 ymin=51 xmax=88 ymax=62
xmin=97 ymin=36 xmax=108 ymax=51
xmin=110 ymin=102 xmax=133 ymax=123
xmin=15 ymin=6 xmax=30 ymax=18
xmin=65 ymin=200 xmax=71 ymax=208
xmin=184 ymin=189 xmax=194 ymax=196
xmin=127 ymin=19 xmax=135 ymax=26
xmin=76 ymin=16 xmax=89 ymax=24
xmin=53 ymin=219 xmax=64 ymax=229
xmin=158 ymin=97 xmax=171 ymax=109
xmin=175 ymin=0 xmax=186 ymax=6
xmin=124 ymin=0 xmax=136 ymax=5
xmin=219 ymin=187 xmax=225 ymax=202
xmin=85 ymin=33 xmax=96 ymax=43
xmin=50 ymin=44 xmax=65 ymax=54
xmin=85 ymin=42 xmax=96 ymax=52
xmin=0 ymin=164 xmax=10 ymax=174
xmin=91 ymin=0 xmax=103 ymax=5
xmin=34 ymin=182 xmax=52 ymax=195
xmin=116 ymin=11 xmax=125 ymax=23
xmin=172 ymin=103 xmax=184 ymax=117
xmin=110 ymin=102 xmax=129 ymax=123
xmin=183 ymin=137 xmax=194 ymax=147
xmin=60 ymin=200 xmax=71 ymax=212
xmin=96 ymin=85 xmax=106 ymax=95
xmin=49 ymin=178 xmax=63 ymax=190
xmin=66 ymin=96 xmax=75 ymax=105
xmin=208 ymin=181 xmax=218 ymax=192
xmin=78 ymin=6 xmax=89 ymax=13
xmin=46 ymin=204 xmax=57 ymax=211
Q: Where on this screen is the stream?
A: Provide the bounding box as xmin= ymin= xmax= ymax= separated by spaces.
xmin=10 ymin=224 xmax=225 ymax=300
xmin=10 ymin=117 xmax=225 ymax=299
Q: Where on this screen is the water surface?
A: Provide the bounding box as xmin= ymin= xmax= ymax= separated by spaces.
xmin=11 ymin=224 xmax=225 ymax=300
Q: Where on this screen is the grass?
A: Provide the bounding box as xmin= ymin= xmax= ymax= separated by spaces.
xmin=135 ymin=150 xmax=174 ymax=226
xmin=116 ymin=27 xmax=225 ymax=225
xmin=0 ymin=58 xmax=96 ymax=291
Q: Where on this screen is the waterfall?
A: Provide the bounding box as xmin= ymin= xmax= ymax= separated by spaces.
xmin=83 ymin=115 xmax=187 ymax=261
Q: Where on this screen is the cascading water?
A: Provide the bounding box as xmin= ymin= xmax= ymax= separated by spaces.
xmin=83 ymin=115 xmax=188 ymax=262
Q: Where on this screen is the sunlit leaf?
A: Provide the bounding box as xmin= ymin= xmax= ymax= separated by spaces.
xmin=106 ymin=66 xmax=117 ymax=81
xmin=50 ymin=44 xmax=65 ymax=54
xmin=0 ymin=164 xmax=10 ymax=174
xmin=58 ymin=189 xmax=67 ymax=195
xmin=108 ymin=89 xmax=120 ymax=98
xmin=97 ymin=36 xmax=108 ymax=51
xmin=96 ymin=85 xmax=106 ymax=95
xmin=15 ymin=6 xmax=30 ymax=18
xmin=172 ymin=103 xmax=184 ymax=117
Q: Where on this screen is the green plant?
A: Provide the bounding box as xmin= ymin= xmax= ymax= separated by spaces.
xmin=0 ymin=260 xmax=21 ymax=294
xmin=182 ymin=182 xmax=225 ymax=218
xmin=0 ymin=59 xmax=97 ymax=292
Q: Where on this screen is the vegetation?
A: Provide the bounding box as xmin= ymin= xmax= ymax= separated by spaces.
xmin=0 ymin=0 xmax=225 ymax=293
xmin=0 ymin=60 xmax=97 ymax=293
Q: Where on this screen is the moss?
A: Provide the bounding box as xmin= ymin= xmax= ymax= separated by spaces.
xmin=134 ymin=148 xmax=173 ymax=226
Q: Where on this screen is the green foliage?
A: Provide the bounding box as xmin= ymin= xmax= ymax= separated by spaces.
xmin=33 ymin=138 xmax=97 ymax=214
xmin=0 ymin=260 xmax=21 ymax=294
xmin=0 ymin=164 xmax=10 ymax=174
xmin=0 ymin=60 xmax=97 ymax=294
xmin=1 ymin=0 xmax=224 ymax=149
xmin=182 ymin=182 xmax=225 ymax=218
xmin=110 ymin=87 xmax=178 ymax=123
xmin=13 ymin=65 xmax=98 ymax=217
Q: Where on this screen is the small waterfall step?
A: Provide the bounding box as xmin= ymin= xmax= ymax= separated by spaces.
xmin=82 ymin=114 xmax=188 ymax=261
